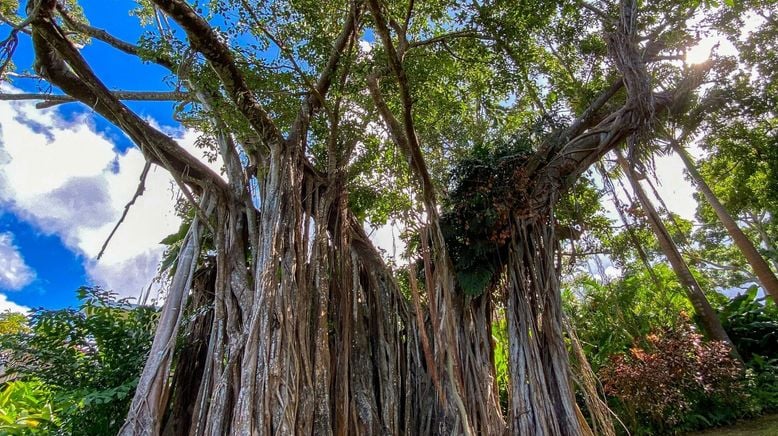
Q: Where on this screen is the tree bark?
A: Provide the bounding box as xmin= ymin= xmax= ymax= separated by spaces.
xmin=671 ymin=140 xmax=778 ymax=301
xmin=505 ymin=217 xmax=585 ymax=435
xmin=615 ymin=150 xmax=735 ymax=348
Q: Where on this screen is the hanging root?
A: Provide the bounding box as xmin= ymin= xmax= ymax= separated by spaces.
xmin=120 ymin=192 xmax=215 ymax=436
xmin=97 ymin=161 xmax=151 ymax=260
xmin=565 ymin=319 xmax=619 ymax=436
xmin=504 ymin=217 xmax=612 ymax=436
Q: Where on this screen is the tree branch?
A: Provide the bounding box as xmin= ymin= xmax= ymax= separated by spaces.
xmin=237 ymin=0 xmax=322 ymax=103
xmin=29 ymin=1 xmax=227 ymax=194
xmin=0 ymin=90 xmax=187 ymax=108
xmin=56 ymin=4 xmax=176 ymax=71
xmin=151 ymin=0 xmax=285 ymax=152
xmin=367 ymin=0 xmax=436 ymax=207
xmin=579 ymin=1 xmax=610 ymax=22
xmin=408 ymin=30 xmax=491 ymax=50
xmin=0 ymin=14 xmax=32 ymax=35
xmin=288 ymin=1 xmax=362 ymax=145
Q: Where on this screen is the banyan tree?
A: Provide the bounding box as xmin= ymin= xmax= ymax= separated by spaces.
xmin=1 ymin=0 xmax=715 ymax=434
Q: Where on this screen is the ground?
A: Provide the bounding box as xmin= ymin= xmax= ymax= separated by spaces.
xmin=691 ymin=414 xmax=778 ymax=435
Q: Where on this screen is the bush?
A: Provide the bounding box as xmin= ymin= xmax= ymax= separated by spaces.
xmin=599 ymin=318 xmax=746 ymax=434
xmin=717 ymin=287 xmax=778 ymax=414
xmin=0 ymin=287 xmax=157 ymax=435
xmin=718 ymin=286 xmax=778 ymax=362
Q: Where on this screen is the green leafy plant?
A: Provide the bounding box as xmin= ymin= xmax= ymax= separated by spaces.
xmin=719 ymin=286 xmax=778 ymax=362
xmin=0 ymin=380 xmax=58 ymax=435
xmin=563 ymin=265 xmax=696 ymax=371
xmin=440 ymin=135 xmax=535 ymax=296
xmin=0 ymin=288 xmax=157 ymax=435
xmin=718 ymin=287 xmax=778 ymax=413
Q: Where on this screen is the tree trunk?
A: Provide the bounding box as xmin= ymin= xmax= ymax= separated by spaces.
xmin=505 ymin=216 xmax=585 ymax=436
xmin=615 ymin=150 xmax=735 ymax=348
xmin=671 ymin=140 xmax=778 ymax=301
xmin=22 ymin=1 xmax=697 ymax=432
xmin=118 ymin=134 xmax=500 ymax=434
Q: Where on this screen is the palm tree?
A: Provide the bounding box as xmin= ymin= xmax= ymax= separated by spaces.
xmin=670 ymin=140 xmax=778 ymax=301
xmin=615 ymin=149 xmax=736 ymax=349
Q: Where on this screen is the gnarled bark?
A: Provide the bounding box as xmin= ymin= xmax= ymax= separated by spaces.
xmin=506 ymin=216 xmax=582 ymax=435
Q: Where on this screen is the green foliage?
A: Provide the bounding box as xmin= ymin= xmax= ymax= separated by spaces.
xmin=743 ymin=354 xmax=778 ymax=412
xmin=719 ymin=286 xmax=778 ymax=362
xmin=440 ymin=135 xmax=534 ymax=295
xmin=0 ymin=0 xmax=18 ymax=18
xmin=555 ymin=174 xmax=613 ymax=271
xmin=0 ymin=380 xmax=57 ymax=434
xmin=0 ymin=312 xmax=27 ymax=335
xmin=568 ymin=278 xmax=778 ymax=434
xmin=0 ymin=288 xmax=158 ymax=435
xmin=682 ymin=0 xmax=778 ymax=290
xmin=718 ymin=287 xmax=778 ymax=412
xmin=564 ymin=265 xmax=696 ymax=370
xmin=491 ymin=310 xmax=510 ymax=414
xmin=346 ymin=137 xmax=414 ymax=227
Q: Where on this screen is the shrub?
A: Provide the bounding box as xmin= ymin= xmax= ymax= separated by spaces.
xmin=0 ymin=287 xmax=157 ymax=435
xmin=717 ymin=287 xmax=778 ymax=414
xmin=718 ymin=286 xmax=778 ymax=363
xmin=599 ymin=318 xmax=745 ymax=434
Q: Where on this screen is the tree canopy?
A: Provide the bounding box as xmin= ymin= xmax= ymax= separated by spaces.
xmin=1 ymin=0 xmax=777 ymax=435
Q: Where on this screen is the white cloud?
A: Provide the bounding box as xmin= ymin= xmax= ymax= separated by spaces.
xmin=0 ymin=95 xmax=220 ymax=300
xmin=0 ymin=232 xmax=35 ymax=290
xmin=0 ymin=293 xmax=31 ymax=313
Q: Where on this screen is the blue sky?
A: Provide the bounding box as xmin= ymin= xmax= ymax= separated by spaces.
xmin=0 ymin=0 xmax=191 ymax=310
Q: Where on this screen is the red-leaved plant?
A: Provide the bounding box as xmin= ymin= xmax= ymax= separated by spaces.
xmin=598 ymin=316 xmax=744 ymax=433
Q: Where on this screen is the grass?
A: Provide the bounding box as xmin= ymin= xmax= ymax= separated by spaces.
xmin=690 ymin=414 xmax=778 ymax=436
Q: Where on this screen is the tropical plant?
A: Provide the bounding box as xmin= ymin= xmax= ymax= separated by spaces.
xmin=719 ymin=286 xmax=778 ymax=362
xmin=0 ymin=288 xmax=157 ymax=435
xmin=599 ymin=318 xmax=746 ymax=434
xmin=0 ymin=380 xmax=57 ymax=435
xmin=718 ymin=287 xmax=778 ymax=413
xmin=565 ymin=267 xmax=682 ymax=371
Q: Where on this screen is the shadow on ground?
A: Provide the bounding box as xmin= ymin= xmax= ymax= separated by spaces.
xmin=690 ymin=414 xmax=778 ymax=435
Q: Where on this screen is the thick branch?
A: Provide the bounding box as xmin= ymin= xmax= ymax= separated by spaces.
xmin=367 ymin=0 xmax=436 ymax=207
xmin=526 ymin=0 xmax=711 ymax=205
xmin=0 ymin=90 xmax=186 ymax=108
xmin=288 ymin=1 xmax=362 ymax=144
xmin=29 ymin=3 xmax=226 ymax=193
xmin=151 ymin=0 xmax=285 ymax=151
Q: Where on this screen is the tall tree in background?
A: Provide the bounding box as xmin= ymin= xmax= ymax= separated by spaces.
xmin=671 ymin=139 xmax=778 ymax=300
xmin=0 ymin=0 xmax=716 ymax=434
xmin=615 ymin=150 xmax=735 ymax=347
xmin=679 ymin=0 xmax=778 ymax=300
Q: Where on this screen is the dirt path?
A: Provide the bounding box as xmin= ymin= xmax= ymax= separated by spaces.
xmin=691 ymin=414 xmax=778 ymax=435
